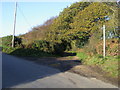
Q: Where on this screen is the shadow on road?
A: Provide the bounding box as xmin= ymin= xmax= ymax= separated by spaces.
xmin=2 ymin=49 xmax=81 ymax=88
xmin=60 ymin=52 xmax=77 ymax=57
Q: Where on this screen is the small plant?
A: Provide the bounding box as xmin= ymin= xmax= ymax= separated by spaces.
xmin=77 ymin=52 xmax=88 ymax=62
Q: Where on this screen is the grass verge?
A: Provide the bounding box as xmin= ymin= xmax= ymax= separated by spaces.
xmin=77 ymin=52 xmax=119 ymax=77
xmin=2 ymin=46 xmax=57 ymax=57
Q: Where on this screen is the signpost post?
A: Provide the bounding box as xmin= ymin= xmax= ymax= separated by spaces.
xmin=103 ymin=25 xmax=106 ymax=58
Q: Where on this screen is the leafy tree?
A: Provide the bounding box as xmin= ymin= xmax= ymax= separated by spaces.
xmin=70 ymin=2 xmax=114 ymax=34
xmin=45 ymin=2 xmax=115 ymax=51
xmin=22 ymin=2 xmax=117 ymax=54
xmin=46 ymin=2 xmax=91 ymax=41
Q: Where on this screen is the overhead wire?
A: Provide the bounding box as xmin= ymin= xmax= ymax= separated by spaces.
xmin=17 ymin=3 xmax=33 ymax=29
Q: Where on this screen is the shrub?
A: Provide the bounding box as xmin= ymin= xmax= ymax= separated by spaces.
xmin=26 ymin=40 xmax=68 ymax=55
xmin=31 ymin=40 xmax=50 ymax=52
xmin=2 ymin=35 xmax=24 ymax=54
xmin=2 ymin=35 xmax=22 ymax=47
xmin=53 ymin=42 xmax=66 ymax=55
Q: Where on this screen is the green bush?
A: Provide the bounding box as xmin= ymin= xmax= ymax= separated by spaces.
xmin=2 ymin=35 xmax=22 ymax=47
xmin=31 ymin=40 xmax=50 ymax=52
xmin=53 ymin=41 xmax=69 ymax=55
xmin=1 ymin=35 xmax=24 ymax=54
xmin=27 ymin=40 xmax=67 ymax=55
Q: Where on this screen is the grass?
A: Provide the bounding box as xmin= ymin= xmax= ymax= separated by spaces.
xmin=2 ymin=45 xmax=17 ymax=54
xmin=102 ymin=56 xmax=119 ymax=77
xmin=76 ymin=52 xmax=88 ymax=62
xmin=76 ymin=52 xmax=119 ymax=77
xmin=2 ymin=45 xmax=57 ymax=58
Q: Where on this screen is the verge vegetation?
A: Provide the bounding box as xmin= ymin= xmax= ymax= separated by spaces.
xmin=1 ymin=2 xmax=119 ymax=78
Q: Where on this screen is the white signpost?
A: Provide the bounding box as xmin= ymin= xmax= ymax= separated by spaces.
xmin=103 ymin=25 xmax=106 ymax=58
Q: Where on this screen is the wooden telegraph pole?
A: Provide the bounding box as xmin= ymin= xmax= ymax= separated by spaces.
xmin=12 ymin=2 xmax=17 ymax=47
xmin=103 ymin=25 xmax=106 ymax=58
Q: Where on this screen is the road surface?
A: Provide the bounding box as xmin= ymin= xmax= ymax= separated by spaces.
xmin=2 ymin=53 xmax=117 ymax=88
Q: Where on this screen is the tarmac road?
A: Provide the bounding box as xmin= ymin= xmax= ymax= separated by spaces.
xmin=2 ymin=53 xmax=117 ymax=88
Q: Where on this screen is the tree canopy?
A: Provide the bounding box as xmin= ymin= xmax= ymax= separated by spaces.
xmin=22 ymin=2 xmax=118 ymax=52
xmin=45 ymin=2 xmax=115 ymax=45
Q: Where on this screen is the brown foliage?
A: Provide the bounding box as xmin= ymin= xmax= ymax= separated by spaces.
xmin=21 ymin=17 xmax=56 ymax=44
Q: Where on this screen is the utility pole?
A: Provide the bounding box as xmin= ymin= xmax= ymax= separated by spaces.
xmin=12 ymin=2 xmax=17 ymax=47
xmin=103 ymin=25 xmax=106 ymax=58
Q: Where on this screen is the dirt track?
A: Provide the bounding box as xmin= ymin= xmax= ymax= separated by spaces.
xmin=21 ymin=56 xmax=118 ymax=87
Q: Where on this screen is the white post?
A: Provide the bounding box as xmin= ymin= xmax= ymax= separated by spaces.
xmin=12 ymin=2 xmax=17 ymax=47
xmin=103 ymin=25 xmax=106 ymax=58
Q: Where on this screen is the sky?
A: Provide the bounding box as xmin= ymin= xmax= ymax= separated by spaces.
xmin=1 ymin=1 xmax=78 ymax=37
